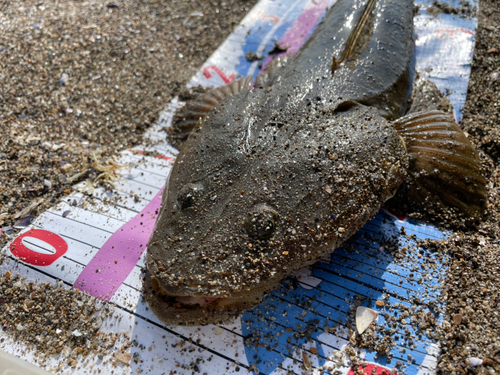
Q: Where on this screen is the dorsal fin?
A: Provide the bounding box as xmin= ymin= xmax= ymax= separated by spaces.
xmin=332 ymin=0 xmax=377 ymax=71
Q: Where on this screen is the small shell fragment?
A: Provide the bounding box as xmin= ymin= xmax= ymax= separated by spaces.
xmin=115 ymin=351 xmax=131 ymax=365
xmin=59 ymin=73 xmax=69 ymax=86
xmin=1 ymin=226 xmax=14 ymax=236
xmin=355 ymin=306 xmax=379 ymax=334
xmin=72 ymin=329 xmax=83 ymax=337
xmin=468 ymin=357 xmax=483 ymax=367
xmin=13 ymin=215 xmax=35 ymax=229
xmin=212 ymin=326 xmax=224 ymax=336
xmin=302 ymin=351 xmax=311 ymax=370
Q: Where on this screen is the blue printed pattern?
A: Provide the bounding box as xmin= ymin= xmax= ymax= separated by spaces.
xmin=242 ymin=212 xmax=445 ymax=374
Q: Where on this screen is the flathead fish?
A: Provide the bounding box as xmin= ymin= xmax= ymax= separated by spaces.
xmin=144 ymin=0 xmax=486 ymax=325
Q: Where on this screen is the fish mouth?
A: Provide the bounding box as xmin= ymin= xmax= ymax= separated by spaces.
xmin=142 ymin=270 xmax=263 ymax=326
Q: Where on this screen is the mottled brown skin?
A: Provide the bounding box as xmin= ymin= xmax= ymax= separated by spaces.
xmin=146 ymin=103 xmax=408 ymax=324
xmin=144 ymin=0 xmax=485 ymax=325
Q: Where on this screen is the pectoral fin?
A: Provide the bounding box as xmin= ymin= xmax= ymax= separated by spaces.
xmin=169 ymin=55 xmax=291 ymax=149
xmin=168 ymin=76 xmax=253 ymax=147
xmin=388 ymin=110 xmax=487 ymax=219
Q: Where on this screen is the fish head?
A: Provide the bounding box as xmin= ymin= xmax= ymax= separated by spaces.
xmin=145 ymin=94 xmax=408 ymax=325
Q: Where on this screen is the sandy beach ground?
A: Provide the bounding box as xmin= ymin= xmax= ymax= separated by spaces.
xmin=1 ymin=0 xmax=499 ymax=373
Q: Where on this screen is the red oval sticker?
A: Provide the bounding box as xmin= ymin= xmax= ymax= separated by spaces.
xmin=10 ymin=229 xmax=68 ymax=266
xmin=349 ymin=363 xmax=394 ymax=375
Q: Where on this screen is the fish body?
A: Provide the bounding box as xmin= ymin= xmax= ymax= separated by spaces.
xmin=145 ymin=0 xmax=485 ymax=325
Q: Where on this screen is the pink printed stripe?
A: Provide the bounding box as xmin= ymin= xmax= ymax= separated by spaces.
xmin=74 ymin=189 xmax=163 ymax=300
xmin=260 ymin=0 xmax=329 ymax=71
xmin=279 ymin=0 xmax=329 ymax=55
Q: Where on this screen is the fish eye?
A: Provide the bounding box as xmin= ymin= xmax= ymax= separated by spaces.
xmin=246 ymin=203 xmax=278 ymax=240
xmin=177 ymin=183 xmax=204 ymax=210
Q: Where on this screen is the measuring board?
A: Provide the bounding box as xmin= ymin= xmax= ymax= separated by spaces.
xmin=1 ymin=0 xmax=478 ymax=374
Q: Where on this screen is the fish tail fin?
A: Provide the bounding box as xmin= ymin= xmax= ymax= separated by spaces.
xmin=389 ymin=110 xmax=487 ymax=219
xmin=168 ymin=76 xmax=253 ymax=147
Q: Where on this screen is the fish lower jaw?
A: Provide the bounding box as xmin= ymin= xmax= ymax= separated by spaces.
xmin=143 ymin=270 xmax=263 ymax=326
xmin=152 ymin=279 xmax=262 ymax=309
xmin=166 ymin=294 xmax=259 ymax=309
xmin=150 ymin=274 xmax=259 ymax=301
